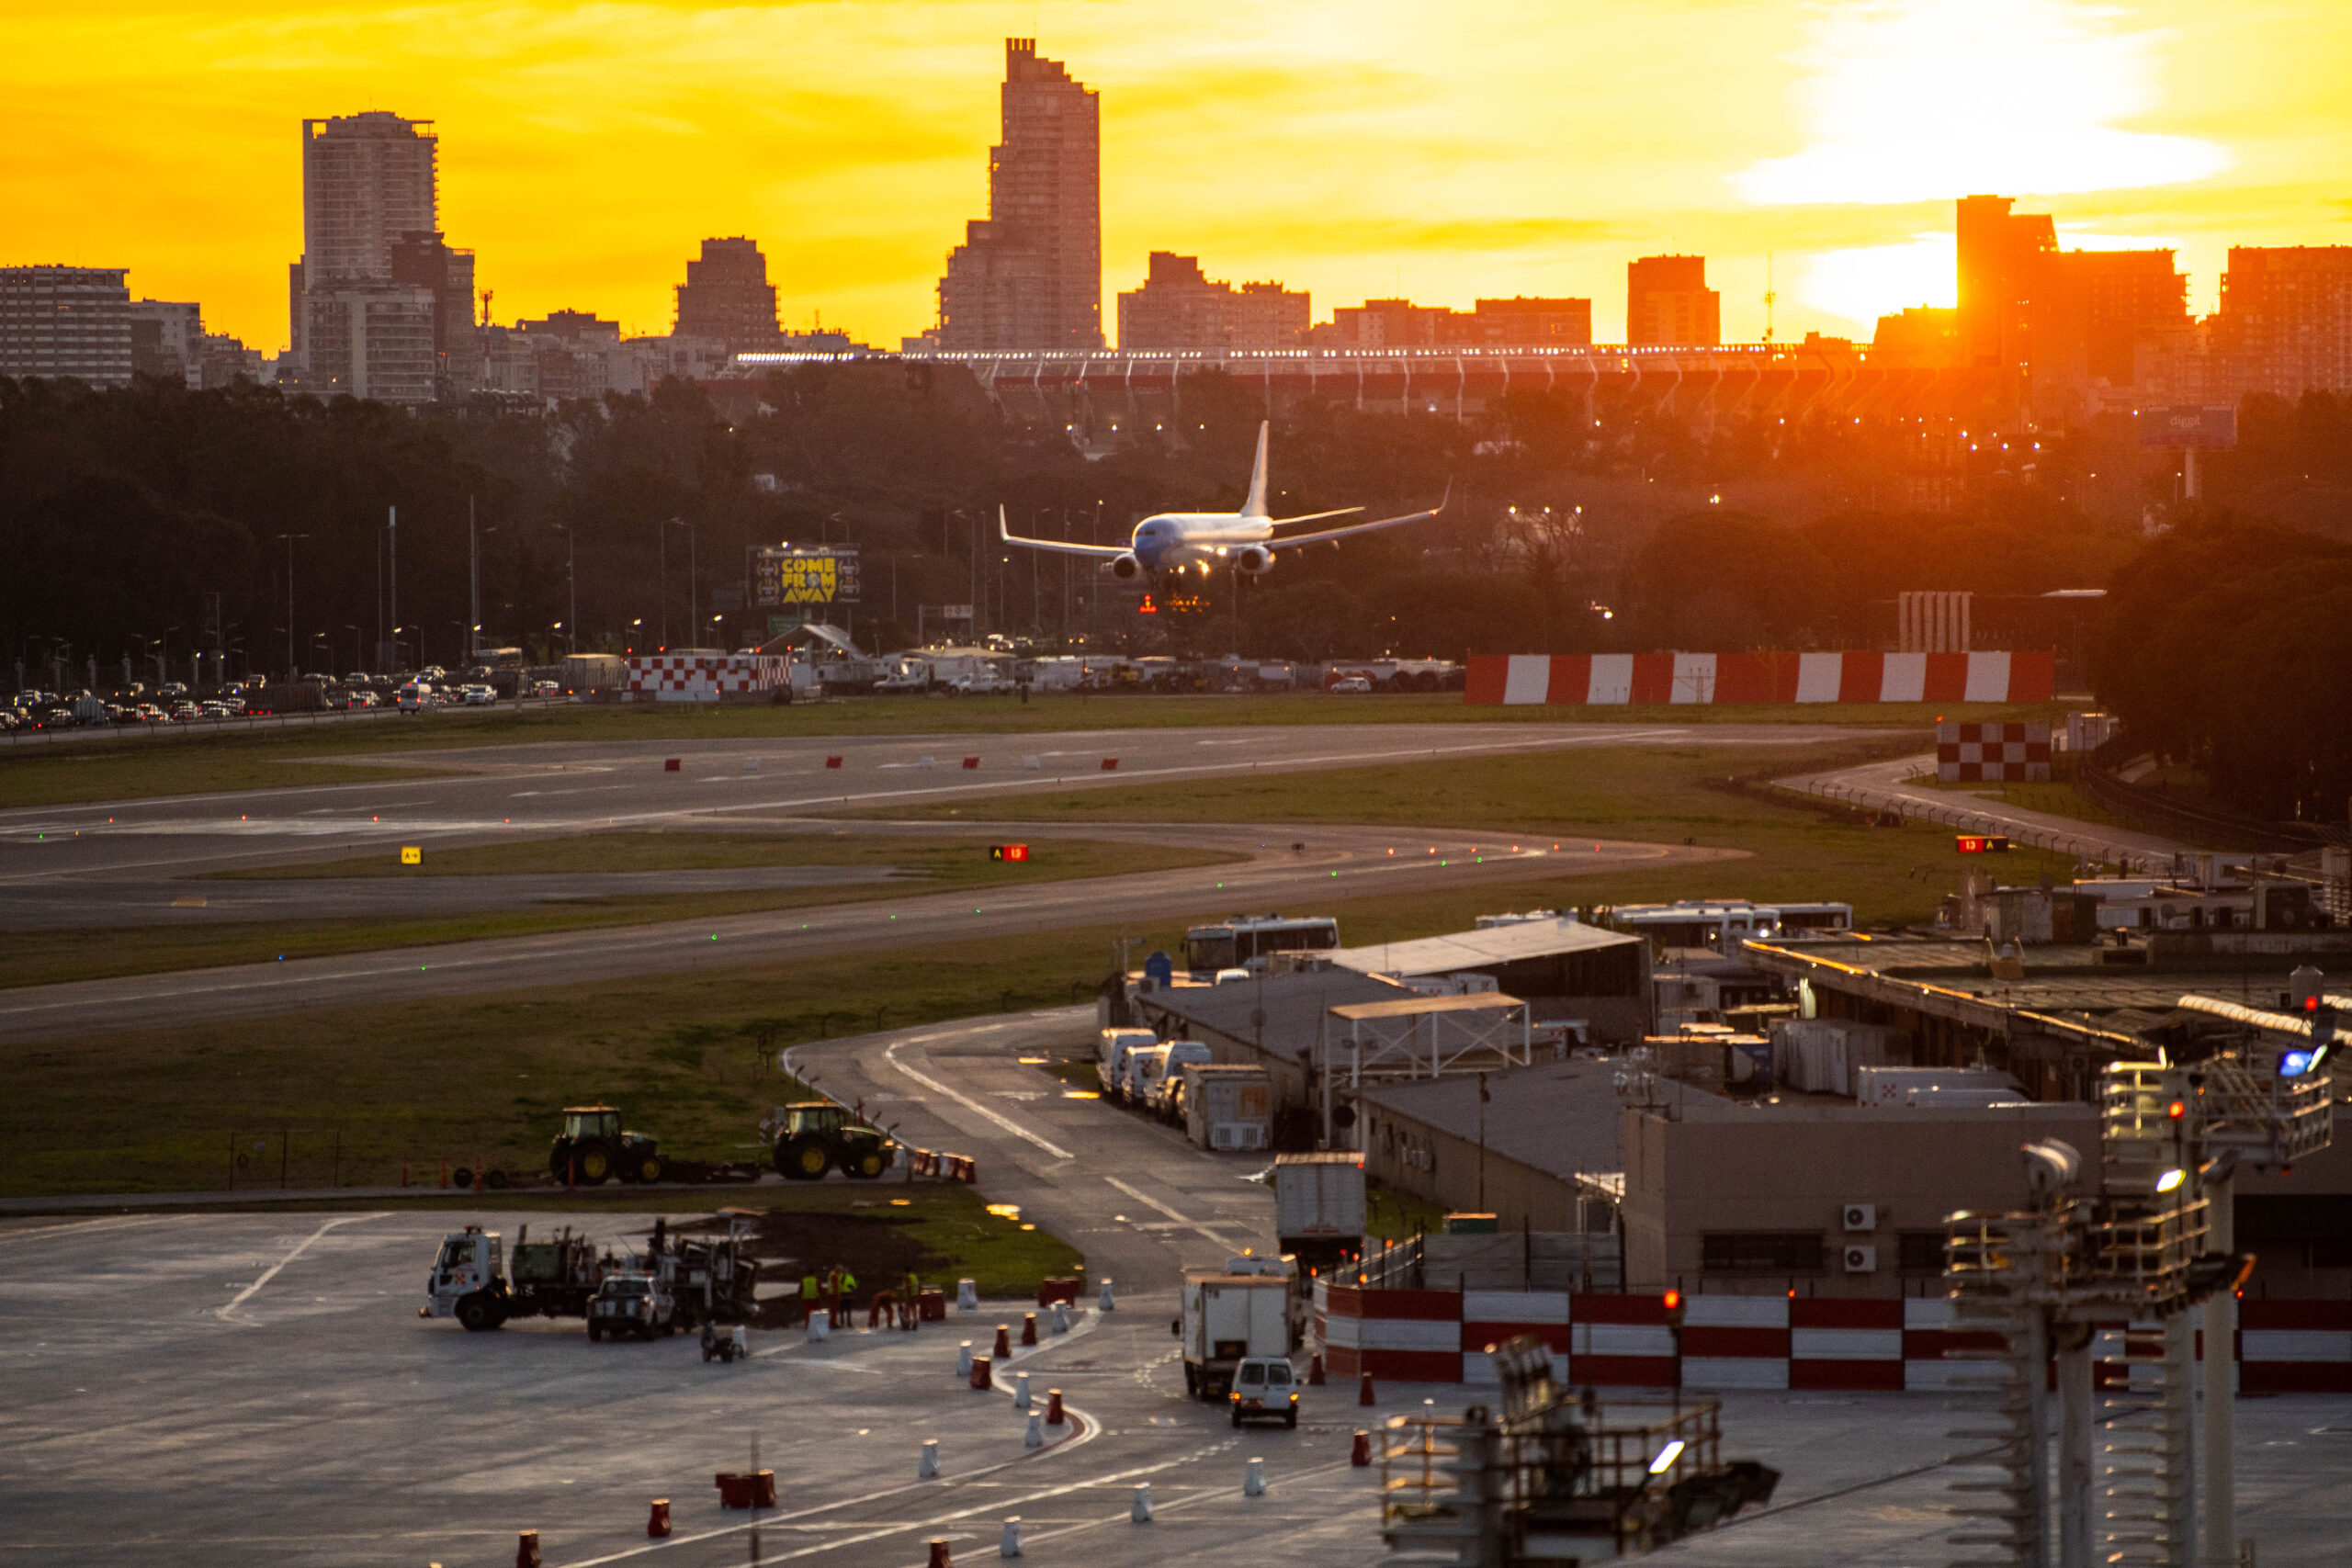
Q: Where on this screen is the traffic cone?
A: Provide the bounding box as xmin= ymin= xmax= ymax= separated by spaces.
xmin=993 ymin=1324 xmax=1011 ymax=1359
xmin=1021 ymin=1313 xmax=1038 ymax=1347
xmin=1351 ymin=1430 xmax=1373 ymax=1467
xmin=1045 ymin=1388 xmax=1064 ymax=1427
xmin=647 ymin=1500 xmax=672 ymax=1539
xmin=927 ymin=1539 xmax=953 ymax=1568
xmin=970 ymin=1354 xmax=993 ymax=1390
xmin=1308 ymin=1353 xmax=1326 ymax=1386
xmin=1359 ymin=1371 xmax=1375 ymax=1406
xmin=515 ymin=1531 xmax=542 ymax=1568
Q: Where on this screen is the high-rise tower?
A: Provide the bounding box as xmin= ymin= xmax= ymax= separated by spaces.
xmin=291 ymin=113 xmax=446 ymax=404
xmin=674 ymin=238 xmax=784 ymax=355
xmin=937 ymin=39 xmax=1102 ymax=352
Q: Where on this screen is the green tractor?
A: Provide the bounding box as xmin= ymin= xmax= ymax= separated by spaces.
xmin=549 ymin=1105 xmax=664 ymax=1185
xmin=766 ymin=1101 xmax=896 ymax=1181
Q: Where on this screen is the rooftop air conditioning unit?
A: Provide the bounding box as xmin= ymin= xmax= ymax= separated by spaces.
xmin=1841 ymin=1202 xmax=1877 ymax=1233
xmin=1843 ymin=1244 xmax=1878 ymax=1274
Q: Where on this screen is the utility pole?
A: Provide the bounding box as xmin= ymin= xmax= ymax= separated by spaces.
xmin=558 ymin=525 xmax=577 ymax=656
xmin=275 ymin=533 xmax=310 ymax=681
xmin=387 ymin=506 xmax=400 ymax=671
xmin=658 ymin=521 xmax=669 ymax=648
xmin=468 ymin=497 xmax=480 ymax=664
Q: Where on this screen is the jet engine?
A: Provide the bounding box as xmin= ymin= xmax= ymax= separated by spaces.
xmin=1109 ymin=552 xmax=1144 ymax=581
xmin=1234 ymin=545 xmax=1275 ymax=577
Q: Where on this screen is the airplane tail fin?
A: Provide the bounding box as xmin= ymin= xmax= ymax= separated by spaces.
xmin=1242 ymin=420 xmax=1271 ymax=519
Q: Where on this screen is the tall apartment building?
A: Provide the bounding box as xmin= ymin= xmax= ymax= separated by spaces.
xmin=937 ymin=39 xmax=1102 ymax=352
xmin=129 ymin=299 xmax=204 ymax=387
xmin=1956 ymin=196 xmax=2055 ymax=416
xmin=290 ymin=112 xmax=448 ymax=406
xmin=2042 ymin=249 xmax=2189 ymax=389
xmin=0 ymin=266 xmax=133 ymax=386
xmin=1625 ymin=256 xmax=1720 ymax=346
xmin=2216 ymin=246 xmax=2352 ymax=399
xmin=390 ymin=231 xmax=478 ymax=396
xmin=673 ymin=238 xmax=783 ymax=355
xmin=1115 ymin=253 xmax=1308 ymax=349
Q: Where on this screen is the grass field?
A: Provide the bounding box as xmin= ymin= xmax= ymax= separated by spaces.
xmin=1 ymin=836 xmax=1236 ymax=990
xmin=0 ymin=693 xmax=2065 ymax=809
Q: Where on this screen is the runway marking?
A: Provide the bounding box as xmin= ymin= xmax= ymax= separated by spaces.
xmin=216 ymin=1213 xmax=383 ymax=1325
xmin=1102 ymin=1177 xmax=1236 ymax=1244
xmin=882 ymin=1041 xmax=1074 ymax=1161
xmin=0 ymin=1212 xmax=207 ymax=1246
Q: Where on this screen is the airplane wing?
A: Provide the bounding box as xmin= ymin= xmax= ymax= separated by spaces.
xmin=1266 ymin=506 xmax=1364 ymax=529
xmin=1267 ymin=484 xmax=1450 ymax=550
xmin=998 ymin=505 xmax=1130 ymax=558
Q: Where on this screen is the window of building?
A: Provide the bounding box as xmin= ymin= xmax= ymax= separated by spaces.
xmin=1701 ymin=1232 xmax=1825 ymax=1274
xmin=1897 ymin=1232 xmax=1946 ymax=1274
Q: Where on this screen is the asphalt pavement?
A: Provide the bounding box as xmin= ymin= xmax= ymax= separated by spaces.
xmin=1777 ymin=752 xmax=2194 ymax=870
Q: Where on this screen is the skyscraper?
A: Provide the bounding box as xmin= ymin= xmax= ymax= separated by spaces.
xmin=937 ymin=39 xmax=1102 ymax=352
xmin=291 ymin=113 xmax=447 ymax=405
xmin=673 ymin=238 xmax=783 ymax=355
xmin=1625 ymin=256 xmax=1720 ymax=346
xmin=1955 ymin=195 xmax=2055 ymax=416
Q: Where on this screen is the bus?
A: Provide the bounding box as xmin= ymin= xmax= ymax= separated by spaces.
xmin=1183 ymin=916 xmax=1341 ymax=976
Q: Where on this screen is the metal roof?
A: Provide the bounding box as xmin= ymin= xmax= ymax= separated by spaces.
xmin=1329 ymin=993 xmax=1530 ymax=1022
xmin=1359 ymin=1059 xmax=1627 ymax=1180
xmin=1134 ymin=970 xmax=1406 ymax=1066
xmin=1329 ymin=918 xmax=1637 ymax=977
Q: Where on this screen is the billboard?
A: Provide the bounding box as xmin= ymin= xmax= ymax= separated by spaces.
xmin=750 ymin=547 xmax=862 ymax=608
xmin=2138 ymin=406 xmax=2237 ymax=449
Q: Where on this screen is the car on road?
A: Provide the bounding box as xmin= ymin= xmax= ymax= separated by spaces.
xmin=587 ymin=1271 xmax=675 ymax=1341
xmin=1328 ymin=675 xmax=1373 ymax=694
xmin=461 ymin=684 xmax=495 ymax=706
xmin=533 ymin=680 xmax=560 ymax=698
xmin=1227 ymin=1356 xmax=1299 ymax=1427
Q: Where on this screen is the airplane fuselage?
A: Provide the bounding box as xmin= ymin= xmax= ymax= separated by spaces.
xmin=1130 ymin=513 xmax=1276 ymax=575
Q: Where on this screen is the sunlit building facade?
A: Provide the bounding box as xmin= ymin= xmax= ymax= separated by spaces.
xmin=2217 ymin=246 xmax=2352 ymax=398
xmin=292 ymin=113 xmax=448 ymax=406
xmin=1117 ymin=253 xmax=1309 ymax=350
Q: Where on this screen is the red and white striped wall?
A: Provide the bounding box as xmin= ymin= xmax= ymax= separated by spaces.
xmin=625 ymin=653 xmax=786 ymax=702
xmin=1463 ymin=650 xmax=2054 ymax=707
xmin=1314 ymin=1283 xmax=2351 ymax=1393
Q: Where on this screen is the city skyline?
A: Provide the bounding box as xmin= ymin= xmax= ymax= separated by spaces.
xmin=8 ymin=1 xmax=2352 ymax=352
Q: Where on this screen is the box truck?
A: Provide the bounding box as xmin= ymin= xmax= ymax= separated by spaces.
xmin=1182 ymin=1064 xmax=1273 ymax=1151
xmin=1272 ymin=1153 xmax=1366 ymax=1271
xmin=1176 ymin=1268 xmax=1292 ymax=1400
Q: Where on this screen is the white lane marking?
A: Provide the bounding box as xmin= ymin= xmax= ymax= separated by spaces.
xmin=1102 ymin=1176 xmax=1236 ymax=1244
xmin=881 ymin=1040 xmax=1073 ymax=1160
xmin=0 ymin=1213 xmax=205 ymax=1246
xmin=216 ymin=1213 xmax=383 ymax=1325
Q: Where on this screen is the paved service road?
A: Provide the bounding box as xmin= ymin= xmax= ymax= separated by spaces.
xmin=1778 ymin=751 xmax=2194 ymax=870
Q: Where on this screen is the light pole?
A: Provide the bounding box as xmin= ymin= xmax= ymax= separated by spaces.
xmin=551 ymin=524 xmax=577 ymax=656
xmin=275 ymin=533 xmax=310 ymax=682
xmin=467 ymin=497 xmax=489 ymax=664
xmin=345 ymin=625 xmax=362 ymax=676
xmin=386 ymin=507 xmax=399 ymax=671
xmin=670 ymin=517 xmax=698 ymax=646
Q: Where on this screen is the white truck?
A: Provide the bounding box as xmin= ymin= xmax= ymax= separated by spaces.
xmin=1176 ymin=1264 xmax=1294 ymax=1401
xmin=1273 ymin=1152 xmax=1367 ymax=1272
xmin=1121 ymin=1043 xmax=1173 ymax=1107
xmin=1097 ymin=1026 xmax=1157 ymax=1096
xmin=1182 ymin=1064 xmax=1274 ymax=1151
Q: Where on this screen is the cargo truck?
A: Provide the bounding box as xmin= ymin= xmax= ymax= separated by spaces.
xmin=1175 ymin=1265 xmax=1293 ymax=1400
xmin=1182 ymin=1063 xmax=1273 ymax=1151
xmin=422 ymin=1223 xmax=612 ymax=1330
xmin=1272 ymin=1152 xmax=1367 ymax=1271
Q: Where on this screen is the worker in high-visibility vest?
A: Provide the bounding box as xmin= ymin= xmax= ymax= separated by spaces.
xmin=799 ymin=1271 xmax=820 ymax=1327
xmin=835 ymin=1268 xmax=858 ymax=1328
xmin=900 ymin=1270 xmax=922 ymax=1330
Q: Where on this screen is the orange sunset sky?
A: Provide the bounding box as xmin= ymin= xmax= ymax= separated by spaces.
xmin=8 ymin=0 xmax=2350 ymax=354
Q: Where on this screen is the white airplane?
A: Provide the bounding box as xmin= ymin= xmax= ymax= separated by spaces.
xmin=997 ymin=421 xmax=1447 ymax=584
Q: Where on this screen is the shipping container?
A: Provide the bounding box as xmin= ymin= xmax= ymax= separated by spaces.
xmin=1183 ymin=1064 xmax=1273 ymax=1151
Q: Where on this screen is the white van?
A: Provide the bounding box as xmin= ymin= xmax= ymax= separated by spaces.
xmin=397 ymin=682 xmax=431 ymax=714
xmin=1123 ymin=1044 xmax=1174 ymax=1107
xmin=1153 ymin=1042 xmax=1215 ymax=1121
xmin=1097 ymin=1027 xmax=1158 ymax=1096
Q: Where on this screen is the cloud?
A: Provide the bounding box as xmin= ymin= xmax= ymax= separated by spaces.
xmin=1738 ymin=0 xmax=2230 ymax=205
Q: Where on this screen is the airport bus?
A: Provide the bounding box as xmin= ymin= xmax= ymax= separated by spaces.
xmin=1183 ymin=916 xmax=1341 ymax=976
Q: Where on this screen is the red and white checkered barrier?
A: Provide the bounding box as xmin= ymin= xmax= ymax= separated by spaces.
xmin=1937 ymin=721 xmax=2052 ymax=782
xmin=1464 ymin=650 xmax=2053 ymax=707
xmin=626 ymin=654 xmax=786 ymax=702
xmin=1313 ymin=1284 xmax=2346 ymax=1392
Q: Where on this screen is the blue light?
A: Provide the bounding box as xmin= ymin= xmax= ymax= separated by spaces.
xmin=2279 ymin=1049 xmax=2316 ymax=1077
